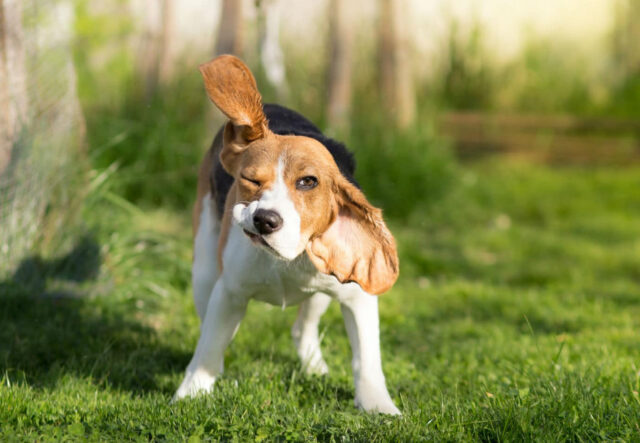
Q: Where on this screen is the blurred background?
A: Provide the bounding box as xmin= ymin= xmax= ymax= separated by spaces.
xmin=1 ymin=0 xmax=639 ymax=274
xmin=1 ymin=0 xmax=639 ymax=272
xmin=2 ymin=1 xmax=640 ymax=438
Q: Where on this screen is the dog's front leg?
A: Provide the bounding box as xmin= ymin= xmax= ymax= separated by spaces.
xmin=292 ymin=292 xmax=332 ymax=375
xmin=173 ymin=279 xmax=247 ymax=400
xmin=339 ymin=289 xmax=401 ymax=415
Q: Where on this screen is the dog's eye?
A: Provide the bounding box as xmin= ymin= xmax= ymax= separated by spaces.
xmin=240 ymin=174 xmax=261 ymax=187
xmin=296 ymin=176 xmax=318 ymax=190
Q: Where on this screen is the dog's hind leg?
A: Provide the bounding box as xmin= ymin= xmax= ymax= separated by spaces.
xmin=292 ymin=292 xmax=331 ymax=375
xmin=192 ymin=193 xmax=219 ymax=323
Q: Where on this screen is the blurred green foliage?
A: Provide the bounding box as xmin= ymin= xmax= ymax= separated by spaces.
xmin=83 ymin=72 xmax=210 ymax=208
xmin=499 ymin=39 xmax=595 ymax=114
xmin=429 ymin=14 xmax=640 ymax=117
xmin=349 ymin=115 xmax=456 ymax=217
xmin=74 ymin=0 xmax=136 ymax=107
xmin=436 ymin=21 xmax=497 ymax=111
xmin=72 ymin=1 xmax=640 ymax=213
xmin=74 ymin=4 xmax=456 ymax=214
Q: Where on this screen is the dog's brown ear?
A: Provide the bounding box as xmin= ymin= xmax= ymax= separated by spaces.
xmin=306 ymin=176 xmax=399 ymax=295
xmin=199 ymin=55 xmax=268 ymax=172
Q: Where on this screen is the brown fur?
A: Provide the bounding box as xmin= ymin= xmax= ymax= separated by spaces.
xmin=305 ymin=175 xmax=399 ymax=294
xmin=195 ymin=55 xmax=399 ymax=294
xmin=216 ymin=182 xmax=237 ymax=272
xmin=199 ymin=55 xmax=267 ymax=144
xmin=193 ymin=148 xmax=215 ymax=235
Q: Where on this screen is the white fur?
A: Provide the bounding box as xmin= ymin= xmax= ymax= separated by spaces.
xmin=340 ymin=290 xmax=401 ymax=415
xmin=175 ymin=165 xmax=400 ymax=415
xmin=232 ymin=158 xmax=302 ymax=260
xmin=292 ymin=292 xmax=331 ymax=375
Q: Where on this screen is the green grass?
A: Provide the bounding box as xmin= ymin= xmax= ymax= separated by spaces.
xmin=2 ymin=157 xmax=640 ymax=440
xmin=5 ymin=6 xmax=638 ymax=439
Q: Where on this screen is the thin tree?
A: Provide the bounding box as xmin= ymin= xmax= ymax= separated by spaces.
xmin=215 ymin=0 xmax=243 ymax=56
xmin=138 ymin=0 xmax=175 ymax=101
xmin=378 ymin=0 xmax=415 ymax=129
xmin=612 ymin=0 xmax=640 ymax=78
xmin=326 ymin=0 xmax=353 ymax=132
xmin=257 ymin=0 xmax=288 ymax=101
xmin=158 ymin=0 xmax=175 ymax=84
xmin=0 ymin=0 xmax=28 ymax=175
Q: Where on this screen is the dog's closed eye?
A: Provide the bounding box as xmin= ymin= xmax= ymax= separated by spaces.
xmin=241 ymin=173 xmax=261 ymax=188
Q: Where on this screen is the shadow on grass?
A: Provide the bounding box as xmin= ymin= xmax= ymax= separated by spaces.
xmin=0 ymin=234 xmax=188 ymax=395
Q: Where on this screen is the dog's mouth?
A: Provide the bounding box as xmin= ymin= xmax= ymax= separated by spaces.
xmin=243 ymin=229 xmax=279 ymax=255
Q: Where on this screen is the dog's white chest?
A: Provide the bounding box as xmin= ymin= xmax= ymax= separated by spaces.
xmin=221 ymin=224 xmax=338 ymax=307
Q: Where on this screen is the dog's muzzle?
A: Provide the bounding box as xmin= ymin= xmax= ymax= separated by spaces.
xmin=252 ymin=209 xmax=283 ymax=235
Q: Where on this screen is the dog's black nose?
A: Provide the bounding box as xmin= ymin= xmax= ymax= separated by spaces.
xmin=253 ymin=209 xmax=283 ymax=235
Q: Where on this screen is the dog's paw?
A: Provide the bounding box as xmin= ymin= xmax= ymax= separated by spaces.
xmin=354 ymin=385 xmax=401 ymax=416
xmin=303 ymin=358 xmax=329 ymax=376
xmin=172 ymin=369 xmax=216 ymax=402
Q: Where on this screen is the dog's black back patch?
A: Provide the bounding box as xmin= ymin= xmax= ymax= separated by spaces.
xmin=211 ymin=104 xmax=357 ymax=217
xmin=262 ymin=104 xmax=357 ymax=183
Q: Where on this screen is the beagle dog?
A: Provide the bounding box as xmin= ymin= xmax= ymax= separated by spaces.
xmin=173 ymin=55 xmax=400 ymax=415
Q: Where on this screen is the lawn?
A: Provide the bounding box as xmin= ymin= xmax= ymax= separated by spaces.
xmin=1 ymin=156 xmax=640 ymax=440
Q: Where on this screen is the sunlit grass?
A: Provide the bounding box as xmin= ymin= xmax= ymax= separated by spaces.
xmin=2 ymin=158 xmax=639 ymax=440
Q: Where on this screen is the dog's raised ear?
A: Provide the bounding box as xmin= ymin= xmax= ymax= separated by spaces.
xmin=199 ymin=55 xmax=268 ymax=172
xmin=306 ymin=176 xmax=399 ymax=295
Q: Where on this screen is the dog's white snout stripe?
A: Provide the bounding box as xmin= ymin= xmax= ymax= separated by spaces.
xmin=233 ymin=157 xmax=302 ymax=259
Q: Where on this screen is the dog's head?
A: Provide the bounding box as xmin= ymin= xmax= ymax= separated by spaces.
xmin=200 ymin=55 xmax=398 ymax=294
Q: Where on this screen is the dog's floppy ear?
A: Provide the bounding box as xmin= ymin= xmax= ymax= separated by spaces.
xmin=306 ymin=176 xmax=399 ymax=295
xmin=199 ymin=55 xmax=268 ymax=173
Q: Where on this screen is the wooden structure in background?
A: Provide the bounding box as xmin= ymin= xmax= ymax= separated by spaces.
xmin=440 ymin=112 xmax=640 ymax=165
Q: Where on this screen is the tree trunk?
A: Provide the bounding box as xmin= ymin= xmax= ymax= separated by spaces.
xmin=158 ymin=0 xmax=175 ymax=84
xmin=257 ymin=0 xmax=288 ymax=101
xmin=215 ymin=0 xmax=243 ymax=56
xmin=0 ymin=0 xmax=28 ymax=176
xmin=378 ymin=0 xmax=415 ymax=129
xmin=624 ymin=0 xmax=640 ymax=75
xmin=0 ymin=0 xmax=87 ymax=272
xmin=326 ymin=0 xmax=353 ymax=132
xmin=38 ymin=0 xmax=87 ymax=247
xmin=138 ymin=0 xmax=175 ymax=101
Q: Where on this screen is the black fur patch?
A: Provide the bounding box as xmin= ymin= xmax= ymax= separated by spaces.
xmin=212 ymin=104 xmax=357 ymax=217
